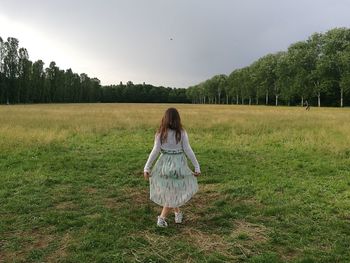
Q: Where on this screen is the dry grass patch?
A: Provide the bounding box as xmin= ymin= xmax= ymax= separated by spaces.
xmin=184 ymin=183 xmax=222 ymax=222
xmin=123 ymin=187 xmax=150 ymax=206
xmin=103 ymin=197 xmax=124 ymax=209
xmin=129 ymin=219 xmax=272 ymax=262
xmin=103 ymin=187 xmax=150 ymax=210
xmin=231 ymin=220 xmax=268 ymax=243
xmin=2 ymin=104 xmax=350 ymax=153
xmin=179 ymin=228 xmax=238 ymax=259
xmin=83 ymin=187 xmax=98 ymax=194
xmin=1 ymin=228 xmax=55 ymax=262
xmin=55 ymin=201 xmax=77 ymax=210
xmin=84 ymin=213 xmax=103 ymax=220
xmin=45 ymin=232 xmax=72 ymax=263
xmin=128 ymin=228 xmax=240 ymax=262
xmin=188 ymin=183 xmax=222 ymax=208
xmin=229 ymin=220 xmax=275 ymax=259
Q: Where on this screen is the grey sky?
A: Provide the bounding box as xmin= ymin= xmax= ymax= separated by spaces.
xmin=1 ymin=0 xmax=350 ymax=87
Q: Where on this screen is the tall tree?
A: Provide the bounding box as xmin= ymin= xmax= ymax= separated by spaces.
xmin=0 ymin=37 xmax=5 ymax=104
xmin=210 ymin=74 xmax=227 ymax=104
xmin=46 ymin=61 xmax=59 ymax=102
xmin=307 ymin=33 xmax=328 ymax=107
xmin=248 ymin=61 xmax=261 ymax=105
xmin=276 ymin=53 xmax=294 ymax=105
xmin=228 ymin=69 xmax=241 ymax=104
xmin=4 ymin=37 xmax=19 ymax=104
xmin=288 ymin=41 xmax=313 ymax=106
xmin=31 ymin=60 xmax=45 ymax=103
xmin=18 ymin=47 xmax=32 ymax=103
xmin=322 ymin=28 xmax=350 ymax=107
xmin=273 ymin=51 xmax=288 ymax=106
xmin=339 ymin=47 xmax=350 ymax=106
xmin=255 ymin=54 xmax=277 ymax=105
xmin=240 ymin=67 xmax=256 ymax=105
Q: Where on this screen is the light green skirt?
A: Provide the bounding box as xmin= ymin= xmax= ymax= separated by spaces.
xmin=149 ymin=148 xmax=198 ymax=207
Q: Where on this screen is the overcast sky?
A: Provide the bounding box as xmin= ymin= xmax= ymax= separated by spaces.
xmin=1 ymin=0 xmax=350 ymax=87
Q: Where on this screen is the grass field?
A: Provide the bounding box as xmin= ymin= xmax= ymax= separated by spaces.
xmin=0 ymin=103 xmax=350 ymax=263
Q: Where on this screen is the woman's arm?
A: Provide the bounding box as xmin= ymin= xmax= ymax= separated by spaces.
xmin=144 ymin=133 xmax=161 ymax=173
xmin=182 ymin=130 xmax=201 ymax=173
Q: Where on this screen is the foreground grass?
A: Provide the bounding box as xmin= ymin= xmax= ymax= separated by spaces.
xmin=0 ymin=103 xmax=350 ymax=263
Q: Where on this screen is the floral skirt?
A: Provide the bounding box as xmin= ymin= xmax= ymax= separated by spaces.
xmin=149 ymin=148 xmax=198 ymax=207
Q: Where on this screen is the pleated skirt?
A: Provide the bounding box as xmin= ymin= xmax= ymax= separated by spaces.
xmin=149 ymin=149 xmax=198 ymax=207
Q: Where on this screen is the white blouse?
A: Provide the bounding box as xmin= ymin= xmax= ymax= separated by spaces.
xmin=144 ymin=129 xmax=201 ymax=173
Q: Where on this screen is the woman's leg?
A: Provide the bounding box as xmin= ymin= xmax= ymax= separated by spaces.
xmin=173 ymin=207 xmax=180 ymax=213
xmin=160 ymin=206 xmax=171 ymax=218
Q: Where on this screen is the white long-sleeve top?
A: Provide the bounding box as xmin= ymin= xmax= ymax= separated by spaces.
xmin=144 ymin=129 xmax=201 ymax=173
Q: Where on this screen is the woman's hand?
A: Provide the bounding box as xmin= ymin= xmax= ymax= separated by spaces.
xmin=144 ymin=171 xmax=150 ymax=180
xmin=193 ymin=172 xmax=201 ymax=177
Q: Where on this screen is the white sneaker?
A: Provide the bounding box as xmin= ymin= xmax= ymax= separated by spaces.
xmin=175 ymin=211 xmax=183 ymax=224
xmin=157 ymin=216 xmax=168 ymax=227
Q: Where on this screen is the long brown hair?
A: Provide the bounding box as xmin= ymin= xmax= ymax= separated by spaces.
xmin=157 ymin=108 xmax=183 ymax=144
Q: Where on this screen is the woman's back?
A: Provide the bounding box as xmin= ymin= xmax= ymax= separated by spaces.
xmin=158 ymin=128 xmax=184 ymax=150
xmin=146 ymin=128 xmax=200 ymax=173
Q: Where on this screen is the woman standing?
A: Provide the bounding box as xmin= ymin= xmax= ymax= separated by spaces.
xmin=143 ymin=108 xmax=201 ymax=227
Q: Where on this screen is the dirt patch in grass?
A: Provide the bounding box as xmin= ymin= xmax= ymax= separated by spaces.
xmin=1 ymin=228 xmax=55 ymax=262
xmin=84 ymin=213 xmax=103 ymax=220
xmin=45 ymin=232 xmax=72 ymax=262
xmin=273 ymin=244 xmax=302 ymax=262
xmin=231 ymin=220 xmax=302 ymax=261
xmin=123 ymin=187 xmax=150 ymax=205
xmin=228 ymin=219 xmax=269 ymax=258
xmin=235 ymin=198 xmax=264 ymax=209
xmin=101 ymin=187 xmax=151 ymax=210
xmin=181 ymin=184 xmax=223 ymax=227
xmin=129 ymin=217 xmax=270 ymax=260
xmin=232 ymin=219 xmax=268 ymax=243
xmin=83 ymin=187 xmax=98 ymax=194
xmin=103 ymin=197 xmax=124 ymax=209
xmin=180 ymin=228 xmax=236 ymax=256
xmin=127 ymin=228 xmax=240 ymax=262
xmin=55 ymin=201 xmax=77 ymax=210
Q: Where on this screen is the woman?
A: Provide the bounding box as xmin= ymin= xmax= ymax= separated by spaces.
xmin=143 ymin=107 xmax=201 ymax=227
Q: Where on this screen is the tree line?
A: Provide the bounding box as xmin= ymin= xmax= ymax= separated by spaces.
xmin=101 ymin=82 xmax=189 ymax=103
xmin=186 ymin=27 xmax=350 ymax=107
xmin=0 ymin=37 xmax=102 ymax=104
xmin=2 ymin=28 xmax=350 ymax=106
xmin=0 ymin=36 xmax=190 ymax=104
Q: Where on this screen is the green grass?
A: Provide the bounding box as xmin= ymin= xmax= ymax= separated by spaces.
xmin=0 ymin=103 xmax=350 ymax=262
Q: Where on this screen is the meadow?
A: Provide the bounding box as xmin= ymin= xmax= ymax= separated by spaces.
xmin=0 ymin=103 xmax=350 ymax=263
